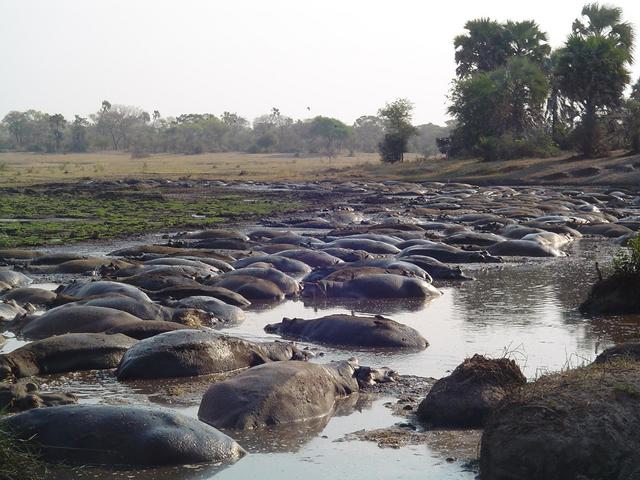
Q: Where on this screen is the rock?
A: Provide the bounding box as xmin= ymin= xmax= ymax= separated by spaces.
xmin=0 ymin=404 xmax=245 ymax=466
xmin=417 ymin=355 xmax=526 ymax=428
xmin=580 ymin=273 xmax=640 ymax=315
xmin=480 ymin=361 xmax=640 ymax=480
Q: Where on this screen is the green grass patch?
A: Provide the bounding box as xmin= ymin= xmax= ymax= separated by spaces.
xmin=0 ymin=189 xmax=298 ymax=248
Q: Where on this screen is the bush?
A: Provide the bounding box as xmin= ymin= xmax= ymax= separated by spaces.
xmin=613 ymin=235 xmax=640 ymax=276
xmin=378 ymin=133 xmax=408 ymax=163
xmin=476 ymin=131 xmax=559 ymax=162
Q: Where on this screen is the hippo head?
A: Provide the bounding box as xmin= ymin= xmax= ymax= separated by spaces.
xmin=355 ymin=365 xmax=399 ymax=387
xmin=264 ymin=317 xmax=297 ymax=335
xmin=98 ymin=263 xmax=120 ymax=278
xmin=172 ymin=308 xmax=216 ymax=328
xmin=262 ymin=341 xmax=310 ymax=362
xmin=301 ymin=282 xmax=328 ymax=298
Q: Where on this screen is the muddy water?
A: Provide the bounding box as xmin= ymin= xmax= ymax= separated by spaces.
xmin=3 ymin=237 xmax=639 ymax=479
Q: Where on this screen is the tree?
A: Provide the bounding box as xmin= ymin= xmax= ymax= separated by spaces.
xmin=308 ymin=116 xmax=350 ymax=158
xmin=351 ymin=116 xmax=384 ymax=152
xmin=555 ymin=3 xmax=634 ymax=157
xmin=2 ymin=111 xmax=28 ymax=146
xmin=69 ymin=115 xmax=89 ymax=152
xmin=47 ymin=114 xmax=66 ymax=152
xmin=377 ymin=99 xmax=417 ymax=163
xmin=91 ymin=102 xmax=146 ymax=150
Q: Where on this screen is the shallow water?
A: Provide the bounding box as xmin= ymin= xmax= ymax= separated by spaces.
xmin=3 ymin=237 xmax=639 ymax=479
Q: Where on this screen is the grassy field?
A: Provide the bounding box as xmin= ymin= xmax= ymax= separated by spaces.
xmin=1 ymin=150 xmax=640 ymax=186
xmin=0 ymin=186 xmax=299 ymax=248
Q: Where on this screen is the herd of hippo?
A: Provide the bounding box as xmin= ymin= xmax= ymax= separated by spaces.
xmin=1 ymin=180 xmax=640 ymax=479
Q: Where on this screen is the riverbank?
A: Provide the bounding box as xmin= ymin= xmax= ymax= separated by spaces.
xmin=1 ymin=150 xmax=640 ymax=187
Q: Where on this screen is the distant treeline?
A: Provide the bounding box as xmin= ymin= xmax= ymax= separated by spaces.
xmin=0 ymin=101 xmax=451 ymax=158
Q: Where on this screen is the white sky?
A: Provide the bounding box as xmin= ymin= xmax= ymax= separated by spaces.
xmin=1 ymin=0 xmax=639 ymax=125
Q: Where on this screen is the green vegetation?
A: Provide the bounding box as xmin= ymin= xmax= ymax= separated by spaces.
xmin=447 ymin=3 xmax=638 ymax=161
xmin=0 ymin=189 xmax=297 ymax=248
xmin=0 ymin=427 xmax=46 ymax=480
xmin=377 ymin=99 xmax=418 ymax=163
xmin=613 ymin=235 xmax=640 ymax=276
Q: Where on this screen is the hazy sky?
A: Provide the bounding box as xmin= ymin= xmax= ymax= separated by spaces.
xmin=2 ymin=0 xmax=640 ymax=125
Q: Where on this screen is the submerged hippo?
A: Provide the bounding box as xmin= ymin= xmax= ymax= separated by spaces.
xmin=17 ymin=305 xmax=142 ymax=339
xmin=272 ymin=249 xmax=343 ymax=267
xmin=303 ymin=274 xmax=441 ymax=300
xmin=322 ymin=238 xmax=400 ymax=255
xmin=212 ymin=275 xmax=285 ymax=301
xmin=147 ymin=284 xmax=251 ymax=307
xmin=399 ymin=245 xmax=501 ymax=263
xmin=0 ymin=333 xmax=137 ymax=380
xmin=265 ymin=314 xmax=428 ymax=350
xmin=233 ymin=255 xmax=312 ymax=274
xmin=398 ymin=255 xmax=473 ymax=280
xmin=198 ymin=360 xmax=359 ymax=430
xmin=116 ymin=329 xmax=305 ymax=380
xmin=211 ymin=267 xmax=301 ymax=296
xmin=1 ymin=404 xmax=245 ymax=466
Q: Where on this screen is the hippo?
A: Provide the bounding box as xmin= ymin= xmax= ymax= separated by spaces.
xmin=322 ymin=238 xmax=400 ymax=255
xmin=147 ymin=284 xmax=251 ymax=307
xmin=0 ymin=287 xmax=57 ymax=307
xmin=0 ymin=269 xmax=32 ymax=288
xmin=233 ymin=255 xmax=312 ymax=274
xmin=348 ymin=258 xmax=433 ymax=282
xmin=55 ymin=281 xmax=151 ymax=303
xmin=0 ymin=281 xmax=10 ymax=292
xmin=191 ymin=238 xmax=254 ymax=250
xmin=166 ymin=255 xmax=235 ymax=272
xmin=212 ymin=275 xmax=285 ymax=301
xmin=326 ymin=233 xmax=404 ymax=245
xmin=28 ymin=253 xmax=86 ymax=265
xmin=0 ymin=404 xmax=245 ymax=466
xmin=521 ymin=231 xmax=572 ymax=249
xmin=487 ymin=239 xmax=565 ymax=257
xmin=272 ymin=249 xmax=344 ymax=268
xmin=0 ymin=248 xmax=44 ymax=261
xmin=76 ymin=294 xmax=173 ymax=321
xmin=143 ymin=257 xmax=223 ymax=272
xmin=265 ymin=233 xmax=325 ymax=247
xmin=318 ymin=247 xmax=371 ymax=262
xmin=198 ymin=360 xmax=359 ymax=430
xmin=16 ymin=306 xmax=142 ymax=339
xmin=210 ymin=267 xmax=301 ymax=296
xmin=116 ymin=329 xmax=305 ymax=380
xmin=105 ymin=320 xmax=190 ymax=340
xmin=302 ymin=274 xmax=441 ymax=300
xmin=0 ymin=300 xmax=28 ymax=321
xmin=171 ymin=296 xmax=246 ymax=326
xmin=399 ymin=244 xmax=501 ymax=263
xmin=398 ymin=255 xmax=473 ymax=280
xmin=0 ymin=380 xmax=77 ymax=412
xmin=445 ymin=232 xmax=506 ymax=247
xmin=120 ymin=271 xmax=206 ymax=291
xmin=109 ymin=244 xmax=236 ymax=262
xmin=577 ymin=223 xmax=634 ymax=238
xmin=179 ymin=229 xmax=249 ymax=242
xmin=27 ymin=258 xmax=133 ymax=274
xmin=265 ymin=314 xmax=428 ymax=350
xmin=0 ymin=333 xmax=137 ymax=379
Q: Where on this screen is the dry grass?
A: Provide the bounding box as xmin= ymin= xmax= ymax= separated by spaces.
xmin=1 ymin=150 xmax=639 ymax=186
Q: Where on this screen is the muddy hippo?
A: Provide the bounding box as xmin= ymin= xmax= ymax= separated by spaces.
xmin=171 ymin=296 xmax=246 ymax=326
xmin=17 ymin=306 xmax=142 ymax=339
xmin=445 ymin=232 xmax=506 ymax=247
xmin=487 ymin=239 xmax=565 ymax=257
xmin=398 ymin=255 xmax=473 ymax=280
xmin=105 ymin=320 xmax=190 ymax=339
xmin=0 ymin=287 xmax=57 ymax=307
xmin=116 ymin=329 xmax=305 ymax=380
xmin=319 ymin=248 xmax=371 ymax=262
xmin=0 ymin=269 xmax=32 ymax=288
xmin=198 ymin=360 xmax=359 ymax=430
xmin=0 ymin=300 xmax=28 ymax=321
xmin=210 ymin=267 xmax=301 ymax=296
xmin=212 ymin=275 xmax=285 ymax=301
xmin=0 ymin=380 xmax=77 ymax=412
xmin=28 ymin=258 xmax=133 ymax=274
xmin=1 ymin=404 xmax=245 ymax=466
xmin=180 ymin=228 xmax=249 ymax=242
xmin=109 ymin=244 xmax=236 ymax=262
xmin=147 ymin=284 xmax=251 ymax=307
xmin=56 ymin=281 xmax=151 ymax=303
xmin=0 ymin=333 xmax=137 ymax=379
xmin=0 ymin=248 xmax=44 ymax=261
xmin=399 ymin=244 xmax=501 ymax=263
xmin=265 ymin=314 xmax=428 ymax=350
xmin=234 ymin=255 xmax=312 ymax=274
xmin=322 ymin=238 xmax=401 ymax=255
xmin=303 ymin=274 xmax=441 ymax=300
xmin=272 ymin=249 xmax=344 ymax=267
